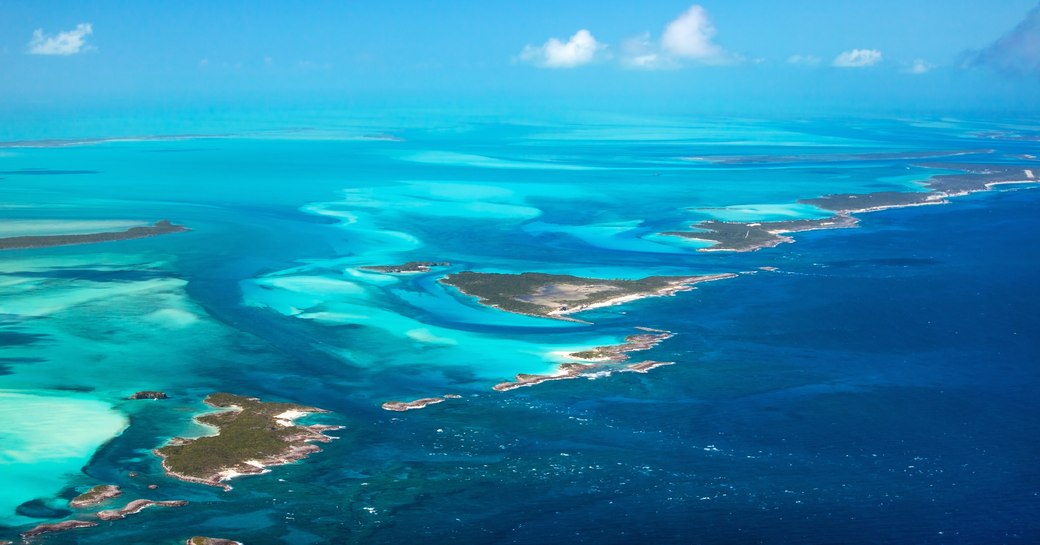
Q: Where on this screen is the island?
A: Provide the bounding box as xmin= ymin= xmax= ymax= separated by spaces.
xmin=0 ymin=220 xmax=189 ymax=251
xmin=359 ymin=261 xmax=450 ymax=273
xmin=188 ymin=538 xmax=243 ymax=545
xmin=662 ymin=164 xmax=1038 ymax=252
xmin=130 ymin=391 xmax=169 ymax=400
xmin=440 ymin=272 xmax=737 ymax=322
xmin=154 ymin=393 xmax=341 ymax=490
xmin=69 ymin=485 xmax=122 ymax=508
xmin=381 ymin=394 xmax=461 ymax=412
xmin=661 ymin=215 xmax=858 ymax=252
xmin=96 ymin=499 xmax=187 ymax=521
xmin=493 ymin=329 xmax=676 ymax=391
xmin=20 ymin=520 xmax=98 ymax=539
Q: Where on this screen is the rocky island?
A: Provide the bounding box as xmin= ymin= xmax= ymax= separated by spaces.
xmin=0 ymin=220 xmax=189 ymax=251
xmin=96 ymin=499 xmax=187 ymax=521
xmin=69 ymin=485 xmax=122 ymax=508
xmin=381 ymin=394 xmax=461 ymax=412
xmin=360 ymin=261 xmax=450 ymax=273
xmin=494 ymin=329 xmax=676 ymax=391
xmin=20 ymin=520 xmax=98 ymax=539
xmin=440 ymin=272 xmax=736 ymax=322
xmin=154 ymin=393 xmax=341 ymax=490
xmin=130 ymin=391 xmax=169 ymax=400
xmin=188 ymin=537 xmax=244 ymax=545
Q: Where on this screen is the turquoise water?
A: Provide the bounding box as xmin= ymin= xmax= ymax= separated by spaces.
xmin=1 ymin=111 xmax=1038 ymax=543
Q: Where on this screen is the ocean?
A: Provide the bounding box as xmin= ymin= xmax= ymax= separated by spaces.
xmin=0 ymin=109 xmax=1037 ymax=544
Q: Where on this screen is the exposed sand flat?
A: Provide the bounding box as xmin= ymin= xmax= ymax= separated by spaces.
xmin=517 ymin=283 xmax=621 ymax=307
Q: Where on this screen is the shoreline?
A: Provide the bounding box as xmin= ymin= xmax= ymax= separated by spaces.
xmin=493 ymin=330 xmax=676 ymax=392
xmin=154 ymin=394 xmax=342 ymax=490
xmin=381 ymin=394 xmax=461 ymax=412
xmin=662 ymin=165 xmax=1038 ymax=253
xmin=547 ymin=274 xmax=737 ymax=318
xmin=96 ymin=499 xmax=188 ymax=521
xmin=0 ymin=220 xmax=189 ymax=251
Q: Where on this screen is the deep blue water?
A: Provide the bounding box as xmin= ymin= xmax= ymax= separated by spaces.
xmin=0 ymin=114 xmax=1038 ymax=544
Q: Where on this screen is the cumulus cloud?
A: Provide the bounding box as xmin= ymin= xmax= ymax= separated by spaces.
xmin=621 ymin=4 xmax=740 ymax=69
xmin=661 ymin=5 xmax=735 ymax=63
xmin=787 ymin=54 xmax=821 ymax=66
xmin=517 ymin=29 xmax=606 ymax=68
xmin=964 ymin=5 xmax=1040 ymax=77
xmin=27 ymin=23 xmax=93 ymax=55
xmin=832 ymin=49 xmax=883 ymax=68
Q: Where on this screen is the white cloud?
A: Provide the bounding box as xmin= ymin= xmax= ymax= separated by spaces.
xmin=518 ymin=29 xmax=606 ymax=68
xmin=787 ymin=54 xmax=821 ymax=66
xmin=621 ymin=4 xmax=739 ymax=69
xmin=907 ymin=59 xmax=933 ymax=74
xmin=832 ymin=49 xmax=883 ymax=68
xmin=27 ymin=23 xmax=93 ymax=55
xmin=661 ymin=5 xmax=734 ymax=63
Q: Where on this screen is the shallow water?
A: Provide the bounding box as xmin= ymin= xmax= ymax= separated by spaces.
xmin=0 ymin=112 xmax=1038 ymax=543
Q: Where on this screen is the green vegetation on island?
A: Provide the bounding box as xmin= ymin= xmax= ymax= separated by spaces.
xmin=799 ymin=191 xmax=941 ymax=212
xmin=154 ymin=393 xmax=340 ymax=490
xmin=130 ymin=391 xmax=169 ymax=400
xmin=359 ymin=261 xmax=450 ymax=273
xmin=661 ymin=215 xmax=859 ymax=252
xmin=440 ymin=271 xmax=735 ymax=320
xmin=188 ymin=538 xmax=243 ymax=545
xmin=0 ymin=220 xmax=188 ymax=251
xmin=69 ymin=485 xmax=122 ymax=508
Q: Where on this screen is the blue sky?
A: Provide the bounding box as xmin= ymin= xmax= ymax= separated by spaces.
xmin=3 ymin=1 xmax=1039 ymax=113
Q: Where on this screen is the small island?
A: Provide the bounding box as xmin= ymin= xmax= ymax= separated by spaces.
xmin=96 ymin=499 xmax=187 ymax=521
xmin=440 ymin=272 xmax=736 ymax=322
xmin=0 ymin=220 xmax=189 ymax=251
xmin=130 ymin=391 xmax=169 ymax=400
xmin=154 ymin=393 xmax=341 ymax=490
xmin=70 ymin=485 xmax=122 ymax=508
xmin=359 ymin=261 xmax=450 ymax=274
xmin=20 ymin=520 xmax=98 ymax=539
xmin=188 ymin=538 xmax=243 ymax=545
xmin=494 ymin=329 xmax=676 ymax=391
xmin=381 ymin=394 xmax=461 ymax=412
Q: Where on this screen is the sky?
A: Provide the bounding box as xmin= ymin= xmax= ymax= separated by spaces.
xmin=2 ymin=1 xmax=1040 ymax=114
